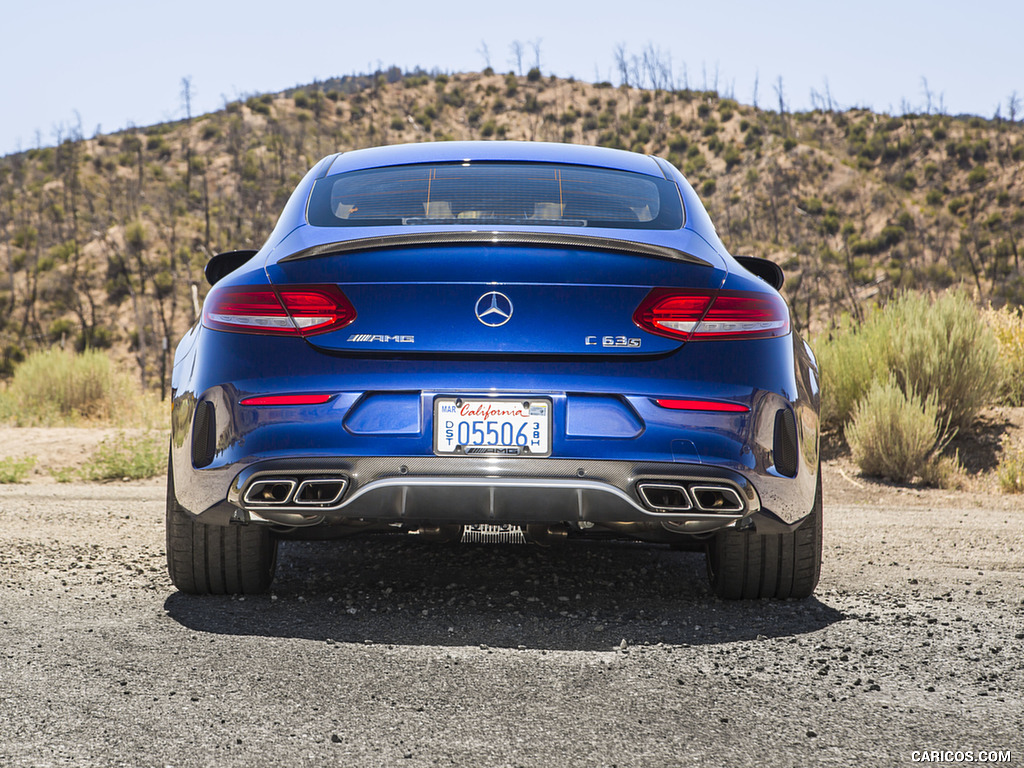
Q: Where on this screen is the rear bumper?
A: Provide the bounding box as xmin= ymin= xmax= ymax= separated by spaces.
xmin=185 ymin=455 xmax=813 ymax=534
xmin=171 ymin=329 xmax=820 ymax=532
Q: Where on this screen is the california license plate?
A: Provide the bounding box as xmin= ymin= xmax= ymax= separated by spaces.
xmin=434 ymin=398 xmax=551 ymax=456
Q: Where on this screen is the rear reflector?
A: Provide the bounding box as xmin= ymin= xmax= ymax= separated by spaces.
xmin=240 ymin=394 xmax=334 ymax=406
xmin=654 ymin=398 xmax=750 ymax=413
xmin=634 ymin=289 xmax=789 ymax=341
xmin=203 ymin=285 xmax=356 ymax=336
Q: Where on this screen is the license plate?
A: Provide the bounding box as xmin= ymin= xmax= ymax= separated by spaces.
xmin=434 ymin=398 xmax=551 ymax=456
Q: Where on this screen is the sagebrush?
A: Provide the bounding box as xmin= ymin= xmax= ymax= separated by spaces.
xmin=981 ymin=305 xmax=1024 ymax=406
xmin=0 ymin=349 xmax=163 ymax=427
xmin=817 ymin=291 xmax=1000 ymax=434
xmin=845 ymin=377 xmax=951 ymax=484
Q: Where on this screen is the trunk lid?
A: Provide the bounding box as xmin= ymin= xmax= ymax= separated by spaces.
xmin=264 ymin=230 xmax=726 ymax=356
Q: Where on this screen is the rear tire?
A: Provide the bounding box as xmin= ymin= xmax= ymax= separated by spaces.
xmin=165 ymin=456 xmax=277 ymax=595
xmin=706 ymin=469 xmax=822 ymax=599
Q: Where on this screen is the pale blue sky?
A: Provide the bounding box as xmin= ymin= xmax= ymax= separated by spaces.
xmin=2 ymin=0 xmax=1021 ymax=156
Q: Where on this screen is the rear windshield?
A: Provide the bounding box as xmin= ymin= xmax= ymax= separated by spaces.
xmin=306 ymin=162 xmax=684 ymax=229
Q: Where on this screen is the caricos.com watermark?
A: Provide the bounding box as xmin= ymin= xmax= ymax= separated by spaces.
xmin=911 ymin=751 xmax=1012 ymax=763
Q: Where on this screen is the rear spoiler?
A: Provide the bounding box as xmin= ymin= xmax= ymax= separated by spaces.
xmin=278 ymin=230 xmax=712 ymax=267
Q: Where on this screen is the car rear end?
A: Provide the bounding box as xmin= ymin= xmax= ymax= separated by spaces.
xmin=168 ymin=142 xmax=821 ymax=598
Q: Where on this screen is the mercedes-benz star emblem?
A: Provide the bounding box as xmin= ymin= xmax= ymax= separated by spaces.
xmin=475 ymin=291 xmax=513 ymax=327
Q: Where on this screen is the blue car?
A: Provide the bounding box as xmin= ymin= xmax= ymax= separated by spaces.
xmin=167 ymin=140 xmax=821 ymax=599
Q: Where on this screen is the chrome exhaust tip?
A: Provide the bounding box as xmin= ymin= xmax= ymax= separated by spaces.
xmin=636 ymin=482 xmax=693 ymax=512
xmin=689 ymin=485 xmax=744 ymax=513
xmin=293 ymin=478 xmax=348 ymax=507
xmin=242 ymin=479 xmax=297 ymax=506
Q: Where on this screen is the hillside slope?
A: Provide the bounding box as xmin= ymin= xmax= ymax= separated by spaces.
xmin=1 ymin=70 xmax=1022 ymax=393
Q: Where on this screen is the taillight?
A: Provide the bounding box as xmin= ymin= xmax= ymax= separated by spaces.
xmin=203 ymin=285 xmax=356 ymax=336
xmin=654 ymin=398 xmax=750 ymax=413
xmin=240 ymin=394 xmax=334 ymax=406
xmin=633 ymin=289 xmax=789 ymax=341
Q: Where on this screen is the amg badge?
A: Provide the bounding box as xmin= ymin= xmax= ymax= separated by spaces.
xmin=347 ymin=334 xmax=415 ymax=343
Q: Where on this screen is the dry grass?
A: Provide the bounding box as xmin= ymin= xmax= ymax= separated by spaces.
xmin=845 ymin=376 xmax=953 ymax=484
xmin=982 ymin=304 xmax=1024 ymax=406
xmin=0 ymin=349 xmax=164 ymax=428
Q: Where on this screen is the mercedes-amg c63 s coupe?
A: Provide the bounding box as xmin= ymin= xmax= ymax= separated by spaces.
xmin=167 ymin=140 xmax=821 ymax=599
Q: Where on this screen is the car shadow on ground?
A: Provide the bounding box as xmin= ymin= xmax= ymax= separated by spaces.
xmin=164 ymin=537 xmax=844 ymax=651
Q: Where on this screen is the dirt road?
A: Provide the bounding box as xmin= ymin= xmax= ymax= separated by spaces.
xmin=1 ymin=466 xmax=1021 ymax=767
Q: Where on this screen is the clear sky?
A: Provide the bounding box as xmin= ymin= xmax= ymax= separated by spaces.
xmin=2 ymin=0 xmax=1021 ymax=156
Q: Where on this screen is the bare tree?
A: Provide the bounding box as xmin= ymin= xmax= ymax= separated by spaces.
xmin=774 ymin=76 xmax=787 ymax=115
xmin=509 ymin=40 xmax=524 ymax=76
xmin=477 ymin=40 xmax=491 ymax=71
xmin=642 ymin=43 xmax=666 ymax=90
xmin=822 ymin=78 xmax=835 ymax=112
xmin=920 ymin=76 xmax=933 ymax=114
xmin=180 ymin=76 xmax=194 ymax=195
xmin=752 ymin=70 xmax=759 ymax=109
xmin=529 ymin=38 xmax=542 ymax=72
xmin=1008 ymin=91 xmax=1021 ymax=122
xmin=613 ymin=43 xmax=629 ymax=87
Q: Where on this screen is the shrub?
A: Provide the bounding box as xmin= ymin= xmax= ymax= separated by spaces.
xmin=883 ymin=291 xmax=1000 ymax=434
xmin=245 ymin=96 xmax=270 ymax=115
xmin=723 ymin=144 xmax=743 ymax=171
xmin=845 ymin=377 xmax=950 ymax=483
xmin=79 ymin=432 xmax=166 ymax=481
xmin=898 ymin=172 xmax=917 ymax=190
xmin=0 ymin=456 xmax=35 ymax=483
xmin=997 ymin=447 xmax=1024 ymax=493
xmin=816 ymin=291 xmax=1000 ymax=433
xmin=947 ymin=196 xmax=970 ymax=215
xmin=815 ymin=309 xmax=891 ymax=428
xmin=668 ymin=135 xmax=689 ymax=153
xmin=802 ymin=197 xmax=824 ymax=215
xmin=981 ymin=304 xmax=1024 ymax=405
xmin=0 ymin=349 xmax=144 ymax=426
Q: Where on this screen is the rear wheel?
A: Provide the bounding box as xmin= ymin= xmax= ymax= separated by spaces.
xmin=706 ymin=469 xmax=822 ymax=599
xmin=165 ymin=456 xmax=278 ymax=595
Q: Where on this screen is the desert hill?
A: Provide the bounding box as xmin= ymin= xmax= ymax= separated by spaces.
xmin=1 ymin=68 xmax=1022 ymax=394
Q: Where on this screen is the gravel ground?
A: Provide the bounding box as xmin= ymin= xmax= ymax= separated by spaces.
xmin=1 ymin=466 xmax=1022 ymax=767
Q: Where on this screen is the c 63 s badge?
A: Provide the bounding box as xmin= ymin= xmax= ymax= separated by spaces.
xmin=585 ymin=335 xmax=641 ymax=348
xmin=347 ymin=334 xmax=415 ymax=343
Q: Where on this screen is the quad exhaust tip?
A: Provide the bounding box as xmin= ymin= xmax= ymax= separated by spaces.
xmin=636 ymin=481 xmax=744 ymax=514
xmin=243 ymin=479 xmax=297 ymax=505
xmin=294 ymin=478 xmax=348 ymax=506
xmin=636 ymin=482 xmax=693 ymax=512
xmin=242 ymin=477 xmax=349 ymax=509
xmin=688 ymin=485 xmax=744 ymax=513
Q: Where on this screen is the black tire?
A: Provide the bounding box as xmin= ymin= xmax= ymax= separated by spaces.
xmin=165 ymin=456 xmax=278 ymax=595
xmin=706 ymin=469 xmax=822 ymax=600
